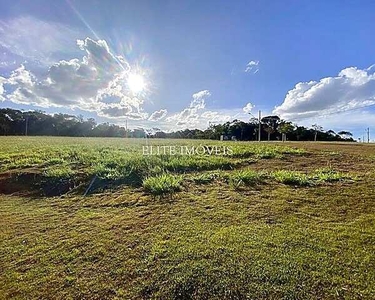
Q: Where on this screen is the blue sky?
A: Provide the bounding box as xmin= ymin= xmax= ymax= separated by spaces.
xmin=1 ymin=0 xmax=375 ymax=139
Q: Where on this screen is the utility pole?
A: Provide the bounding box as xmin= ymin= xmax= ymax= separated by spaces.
xmin=25 ymin=116 xmax=28 ymax=136
xmin=125 ymin=118 xmax=128 ymax=138
xmin=366 ymin=127 xmax=370 ymax=143
xmin=258 ymin=110 xmax=261 ymax=142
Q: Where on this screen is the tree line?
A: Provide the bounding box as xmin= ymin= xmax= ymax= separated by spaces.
xmin=0 ymin=108 xmax=354 ymax=141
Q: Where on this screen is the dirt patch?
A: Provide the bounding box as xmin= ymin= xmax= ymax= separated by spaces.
xmin=0 ymin=169 xmax=42 ymax=196
xmin=0 ymin=169 xmax=84 ymax=197
xmin=250 ymin=152 xmax=368 ymax=174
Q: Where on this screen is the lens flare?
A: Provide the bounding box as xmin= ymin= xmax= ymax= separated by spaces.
xmin=127 ymin=73 xmax=145 ymax=94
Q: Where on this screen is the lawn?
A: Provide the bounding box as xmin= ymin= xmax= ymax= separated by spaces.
xmin=1 ymin=137 xmax=375 ymax=299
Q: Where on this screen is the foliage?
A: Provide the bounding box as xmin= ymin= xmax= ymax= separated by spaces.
xmin=0 ymin=108 xmax=354 ymax=141
xmin=278 ymin=121 xmax=295 ymax=134
xmin=261 ymin=115 xmax=280 ymax=141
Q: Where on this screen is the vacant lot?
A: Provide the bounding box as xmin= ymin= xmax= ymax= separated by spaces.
xmin=1 ymin=137 xmax=375 ymax=299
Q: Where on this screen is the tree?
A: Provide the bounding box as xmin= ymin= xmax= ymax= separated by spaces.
xmin=263 ymin=126 xmax=274 ymax=141
xmin=0 ymin=108 xmax=359 ymax=142
xmin=337 ymin=131 xmax=353 ymax=140
xmin=261 ymin=116 xmax=280 ymax=141
xmin=312 ymin=124 xmax=323 ymax=142
xmin=278 ymin=121 xmax=295 ymax=141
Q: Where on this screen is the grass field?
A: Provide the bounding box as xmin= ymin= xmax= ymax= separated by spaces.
xmin=1 ymin=137 xmax=375 ymax=299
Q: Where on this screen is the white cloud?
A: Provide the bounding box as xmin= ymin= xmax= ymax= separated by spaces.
xmin=201 ymin=110 xmax=231 ymax=124
xmin=164 ymin=90 xmax=249 ymax=129
xmin=1 ymin=37 xmax=149 ymax=120
xmin=191 ymin=89 xmax=211 ymax=109
xmin=149 ymin=109 xmax=168 ymax=121
xmin=166 ymin=90 xmax=211 ymax=126
xmin=0 ymin=16 xmax=81 ymax=64
xmin=245 ymin=60 xmax=259 ymax=74
xmin=242 ymin=102 xmax=254 ymax=113
xmin=274 ymin=65 xmax=375 ymax=120
xmin=0 ymin=76 xmax=5 ymax=101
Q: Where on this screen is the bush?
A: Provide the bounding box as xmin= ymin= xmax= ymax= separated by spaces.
xmin=143 ymin=173 xmax=182 ymax=197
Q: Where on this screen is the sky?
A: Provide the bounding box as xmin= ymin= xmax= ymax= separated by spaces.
xmin=1 ymin=0 xmax=375 ymax=139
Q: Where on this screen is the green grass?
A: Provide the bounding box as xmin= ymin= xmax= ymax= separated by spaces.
xmin=230 ymin=144 xmax=307 ymax=159
xmin=0 ymin=137 xmax=309 ymax=194
xmin=272 ymin=170 xmax=310 ymax=186
xmin=1 ymin=137 xmax=375 ymax=299
xmin=143 ymin=173 xmax=182 ymax=197
xmin=228 ymin=169 xmax=263 ymax=189
xmin=272 ymin=168 xmax=355 ymax=186
xmin=312 ymin=167 xmax=352 ymax=183
xmin=191 ymin=172 xmax=220 ymax=184
xmin=43 ymin=165 xmax=75 ymax=179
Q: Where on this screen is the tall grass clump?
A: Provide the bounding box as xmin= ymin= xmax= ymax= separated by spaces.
xmin=278 ymin=146 xmax=307 ymax=155
xmin=93 ymin=155 xmax=162 ymax=184
xmin=272 ymin=170 xmax=310 ymax=186
xmin=143 ymin=173 xmax=182 ymax=197
xmin=311 ymin=168 xmax=349 ymax=183
xmin=164 ymin=155 xmax=234 ymax=172
xmin=231 ymin=145 xmax=306 ymax=159
xmin=192 ymin=172 xmax=220 ymax=184
xmin=228 ymin=169 xmax=262 ymax=189
xmin=43 ymin=165 xmax=75 ymax=179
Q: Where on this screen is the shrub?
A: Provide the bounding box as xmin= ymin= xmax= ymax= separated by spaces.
xmin=143 ymin=173 xmax=182 ymax=197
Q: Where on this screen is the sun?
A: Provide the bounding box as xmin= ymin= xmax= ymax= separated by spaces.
xmin=127 ymin=73 xmax=145 ymax=94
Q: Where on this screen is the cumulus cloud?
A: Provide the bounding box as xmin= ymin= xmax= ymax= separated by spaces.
xmin=149 ymin=109 xmax=168 ymax=121
xmin=1 ymin=37 xmax=150 ymax=120
xmin=164 ymin=90 xmax=238 ymax=129
xmin=191 ymin=89 xmax=210 ymax=109
xmin=242 ymin=102 xmax=254 ymax=113
xmin=245 ymin=60 xmax=259 ymax=74
xmin=0 ymin=76 xmax=5 ymax=101
xmin=274 ymin=65 xmax=375 ymax=120
xmin=201 ymin=111 xmax=231 ymax=124
xmin=166 ymin=90 xmax=211 ymax=126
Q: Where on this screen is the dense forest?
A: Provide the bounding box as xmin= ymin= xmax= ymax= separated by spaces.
xmin=0 ymin=108 xmax=354 ymax=142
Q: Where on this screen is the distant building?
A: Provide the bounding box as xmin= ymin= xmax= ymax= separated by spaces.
xmin=220 ymin=135 xmax=237 ymax=141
